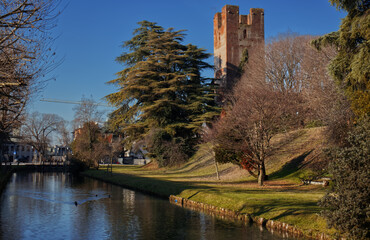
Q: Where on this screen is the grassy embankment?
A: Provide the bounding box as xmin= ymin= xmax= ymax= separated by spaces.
xmin=83 ymin=127 xmax=336 ymax=237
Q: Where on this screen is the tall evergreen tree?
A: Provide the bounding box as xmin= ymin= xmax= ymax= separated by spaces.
xmin=311 ymin=0 xmax=369 ymax=118
xmin=106 ymin=21 xmax=219 ymax=163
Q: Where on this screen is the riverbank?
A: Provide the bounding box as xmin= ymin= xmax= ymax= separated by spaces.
xmin=83 ymin=167 xmax=336 ymax=239
xmin=81 ymin=128 xmax=340 ymax=239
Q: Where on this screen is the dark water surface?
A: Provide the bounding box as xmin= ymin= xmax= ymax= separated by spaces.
xmin=0 ymin=172 xmax=295 ymax=240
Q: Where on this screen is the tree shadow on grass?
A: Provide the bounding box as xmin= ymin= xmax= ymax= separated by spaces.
xmin=164 ymin=157 xmax=215 ymax=175
xmin=269 ymin=150 xmax=312 ymax=180
xmin=85 ymin=169 xmax=215 ymax=199
xmin=238 ymin=200 xmax=320 ymax=218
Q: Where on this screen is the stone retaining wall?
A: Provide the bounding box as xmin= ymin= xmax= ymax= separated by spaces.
xmin=169 ymin=195 xmax=343 ymax=240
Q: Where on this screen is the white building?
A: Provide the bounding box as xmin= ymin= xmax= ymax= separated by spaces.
xmin=2 ymin=142 xmax=35 ymax=163
xmin=49 ymin=145 xmax=71 ymax=162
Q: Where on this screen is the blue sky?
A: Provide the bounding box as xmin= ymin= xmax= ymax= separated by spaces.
xmin=29 ymin=0 xmax=346 ymax=122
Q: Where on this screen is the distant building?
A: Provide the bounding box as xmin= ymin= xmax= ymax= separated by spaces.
xmin=49 ymin=145 xmax=71 ymax=162
xmin=124 ymin=146 xmax=147 ymax=159
xmin=2 ymin=139 xmax=35 ymax=163
xmin=72 ymin=127 xmax=83 ymax=141
xmin=104 ymin=133 xmax=149 ymax=165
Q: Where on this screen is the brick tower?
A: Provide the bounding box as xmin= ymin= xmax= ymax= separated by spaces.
xmin=214 ymin=5 xmax=264 ymax=101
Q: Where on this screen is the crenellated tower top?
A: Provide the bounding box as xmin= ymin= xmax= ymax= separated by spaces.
xmin=214 ymin=5 xmax=264 ymax=102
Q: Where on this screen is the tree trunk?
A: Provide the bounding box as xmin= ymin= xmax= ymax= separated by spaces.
xmin=212 ymin=150 xmax=220 ymax=180
xmin=261 ymin=161 xmax=267 ymax=180
xmin=110 ymin=156 xmax=113 ymax=175
xmin=258 ymin=164 xmax=265 ymax=186
xmin=214 ymin=161 xmax=220 ymax=180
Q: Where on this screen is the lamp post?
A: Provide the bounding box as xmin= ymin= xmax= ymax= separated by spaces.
xmin=13 ymin=150 xmax=16 ymax=165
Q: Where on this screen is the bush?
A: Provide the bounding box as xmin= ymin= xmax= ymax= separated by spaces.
xmin=70 ymin=157 xmax=89 ymax=173
xmin=161 ymin=140 xmax=188 ymax=167
xmin=320 ymin=118 xmax=369 ymax=239
xmin=145 ymin=129 xmax=189 ymax=167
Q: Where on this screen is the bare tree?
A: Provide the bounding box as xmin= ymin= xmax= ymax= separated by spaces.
xmin=265 ymin=33 xmax=308 ymax=92
xmin=73 ymin=97 xmax=104 ymax=128
xmin=299 ymin=42 xmax=353 ymax=144
xmin=213 ymin=79 xmax=299 ymax=186
xmin=57 ymin=120 xmax=72 ymax=147
xmin=22 ymin=112 xmax=63 ymax=162
xmin=0 ymin=0 xmax=60 ymax=75
xmin=263 ymin=32 xmax=353 ymax=140
xmin=264 ymin=34 xmax=336 ymax=93
xmin=211 ymin=40 xmax=303 ymax=186
xmin=72 ymin=97 xmax=106 ymax=168
xmin=0 ymin=0 xmax=60 ymax=161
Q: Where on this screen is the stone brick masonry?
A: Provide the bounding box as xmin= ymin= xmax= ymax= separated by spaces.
xmin=214 ymin=5 xmax=264 ymax=101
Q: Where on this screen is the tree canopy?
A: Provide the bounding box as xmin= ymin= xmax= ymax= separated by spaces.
xmin=106 ymin=21 xmax=219 ymax=162
xmin=311 ymin=0 xmax=369 ymax=117
xmin=22 ymin=112 xmax=63 ymax=162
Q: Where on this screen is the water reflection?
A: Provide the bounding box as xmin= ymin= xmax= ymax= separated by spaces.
xmin=0 ymin=172 xmax=294 ymax=240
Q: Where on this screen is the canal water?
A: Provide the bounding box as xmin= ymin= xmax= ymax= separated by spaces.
xmin=0 ymin=172 xmax=295 ymax=240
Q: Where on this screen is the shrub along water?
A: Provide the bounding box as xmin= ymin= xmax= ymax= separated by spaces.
xmin=320 ymin=118 xmax=369 ymax=239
